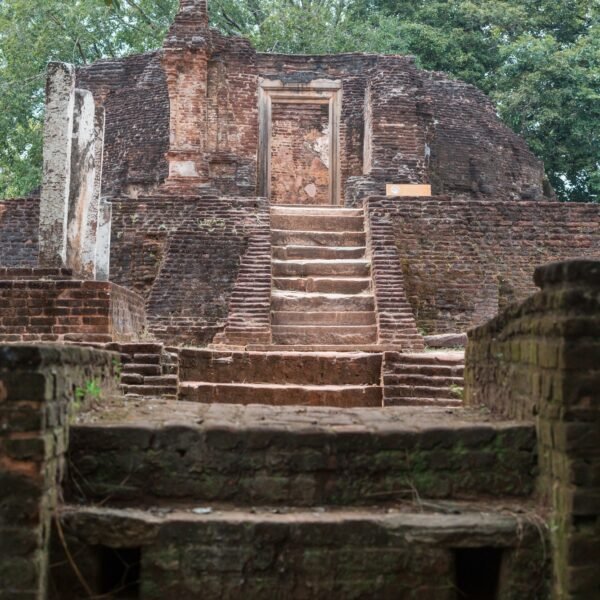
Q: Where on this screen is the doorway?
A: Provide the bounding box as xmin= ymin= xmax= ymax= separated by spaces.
xmin=258 ymin=79 xmax=341 ymax=205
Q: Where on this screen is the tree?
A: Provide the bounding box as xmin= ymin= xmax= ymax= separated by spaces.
xmin=0 ymin=0 xmax=177 ymax=198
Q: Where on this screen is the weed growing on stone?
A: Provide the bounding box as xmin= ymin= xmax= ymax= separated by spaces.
xmin=449 ymin=384 xmax=464 ymax=400
xmin=75 ymin=379 xmax=102 ymax=403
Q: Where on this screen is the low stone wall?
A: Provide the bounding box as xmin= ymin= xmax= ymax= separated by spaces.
xmin=0 ymin=270 xmax=146 ymax=343
xmin=0 ymin=345 xmax=118 ymax=600
xmin=465 ymin=260 xmax=600 ymax=599
xmin=376 ymin=196 xmax=600 ymax=335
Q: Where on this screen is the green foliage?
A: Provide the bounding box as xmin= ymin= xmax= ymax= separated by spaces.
xmin=449 ymin=384 xmax=465 ymax=400
xmin=0 ymin=0 xmax=598 ymax=201
xmin=0 ymin=0 xmax=178 ymax=198
xmin=75 ymin=378 xmax=102 ymax=401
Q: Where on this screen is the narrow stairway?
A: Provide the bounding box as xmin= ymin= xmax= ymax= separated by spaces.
xmin=270 ymin=205 xmax=378 ymax=347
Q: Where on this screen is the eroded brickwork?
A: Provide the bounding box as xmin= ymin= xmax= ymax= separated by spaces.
xmin=0 ymin=270 xmax=145 ymax=343
xmin=0 ymin=199 xmax=39 ymax=268
xmin=76 ymin=31 xmax=551 ymax=202
xmin=0 ymin=345 xmax=118 ymax=600
xmin=106 ymin=194 xmax=269 ymax=345
xmin=384 ymin=197 xmax=600 ymax=334
xmin=465 ymin=260 xmax=600 ymax=599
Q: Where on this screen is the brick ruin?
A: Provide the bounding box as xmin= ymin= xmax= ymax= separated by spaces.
xmin=0 ymin=0 xmax=599 ymax=598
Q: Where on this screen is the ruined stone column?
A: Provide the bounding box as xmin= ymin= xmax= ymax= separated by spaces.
xmin=81 ymin=107 xmax=105 ymax=279
xmin=67 ymin=90 xmax=96 ymax=275
xmin=38 ymin=62 xmax=75 ymax=268
xmin=163 ymin=0 xmax=211 ymax=184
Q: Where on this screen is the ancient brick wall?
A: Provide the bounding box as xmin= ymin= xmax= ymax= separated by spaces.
xmin=110 ymin=194 xmax=269 ymax=345
xmin=77 ymin=52 xmax=170 ymax=197
xmin=0 ymin=271 xmax=146 ymax=343
xmin=364 ymin=200 xmax=424 ymax=349
xmin=422 ymin=72 xmax=550 ymax=200
xmin=464 ymin=260 xmax=600 ymax=599
xmin=381 ymin=196 xmax=600 ymax=334
xmin=0 ymin=345 xmax=118 ymax=600
xmin=75 ymin=22 xmax=550 ymax=203
xmin=367 ymin=56 xmax=428 ymax=184
xmin=270 ymin=102 xmax=330 ymax=205
xmin=0 ymin=198 xmax=39 ymax=268
xmin=205 ymin=35 xmax=260 ymax=196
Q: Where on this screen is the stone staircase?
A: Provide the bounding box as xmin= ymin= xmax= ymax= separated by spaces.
xmin=383 ymin=351 xmax=465 ymax=407
xmin=52 ymin=401 xmax=547 ymax=599
xmin=178 ymin=348 xmax=383 ymax=407
xmin=270 ymin=205 xmax=378 ymax=347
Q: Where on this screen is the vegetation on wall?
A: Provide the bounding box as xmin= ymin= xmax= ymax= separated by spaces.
xmin=0 ymin=0 xmax=597 ymax=201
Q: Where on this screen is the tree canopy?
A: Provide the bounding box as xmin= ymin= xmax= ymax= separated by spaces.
xmin=0 ymin=0 xmax=598 ymax=201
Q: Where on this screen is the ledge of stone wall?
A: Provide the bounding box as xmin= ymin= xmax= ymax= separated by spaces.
xmin=464 ymin=260 xmax=600 ymax=599
xmin=0 ymin=271 xmax=146 ymax=344
xmin=0 ymin=344 xmax=119 ymax=599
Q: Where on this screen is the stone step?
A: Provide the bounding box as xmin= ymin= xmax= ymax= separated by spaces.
xmin=123 ymin=384 xmax=178 ymax=397
xmin=273 ymin=277 xmax=371 ymax=294
xmin=272 ymin=259 xmax=371 ymax=278
xmin=272 ymin=325 xmax=378 ymax=345
xmin=121 ymin=363 xmax=162 ymax=376
xmin=271 ymin=230 xmax=366 ymax=247
xmin=384 ymin=384 xmax=463 ymax=399
xmin=389 ymin=364 xmax=465 ymax=377
xmin=271 ymin=214 xmax=364 ymax=232
xmin=383 ymin=374 xmax=464 ymax=387
xmin=272 ymin=311 xmax=376 ymax=326
xmin=66 ymin=402 xmax=537 ymax=507
xmin=247 ymin=344 xmax=399 ymax=352
xmin=272 ymin=291 xmax=375 ymax=312
xmin=272 ymin=245 xmax=367 ymax=260
xmin=179 ymin=382 xmax=382 ymax=407
xmin=52 ymin=503 xmax=546 ymax=600
xmin=385 ymin=351 xmax=465 ymax=366
xmin=384 ymin=396 xmax=463 ymax=408
xmin=179 ymin=348 xmax=382 ymax=385
xmin=271 ymin=205 xmax=363 ymax=217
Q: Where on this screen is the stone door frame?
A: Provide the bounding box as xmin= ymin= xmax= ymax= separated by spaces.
xmin=258 ymin=78 xmax=342 ymax=205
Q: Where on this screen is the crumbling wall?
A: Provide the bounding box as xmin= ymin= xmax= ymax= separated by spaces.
xmin=384 ymin=197 xmax=600 ymax=334
xmin=0 ymin=345 xmax=118 ymax=600
xmin=76 ymin=30 xmax=550 ymax=202
xmin=110 ymin=195 xmax=268 ymax=345
xmin=0 ymin=269 xmax=146 ymax=343
xmin=77 ymin=52 xmax=170 ymax=197
xmin=465 ymin=260 xmax=600 ymax=599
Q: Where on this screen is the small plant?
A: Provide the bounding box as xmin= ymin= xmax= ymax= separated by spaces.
xmin=197 ymin=217 xmax=226 ymax=232
xmin=75 ymin=378 xmax=102 ymax=402
xmin=449 ymin=384 xmax=464 ymax=400
xmin=112 ymin=357 xmax=122 ymax=379
xmin=113 ymin=358 xmax=123 ymax=377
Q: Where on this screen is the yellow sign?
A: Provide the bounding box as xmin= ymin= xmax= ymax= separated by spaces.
xmin=386 ymin=184 xmax=432 ymax=197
